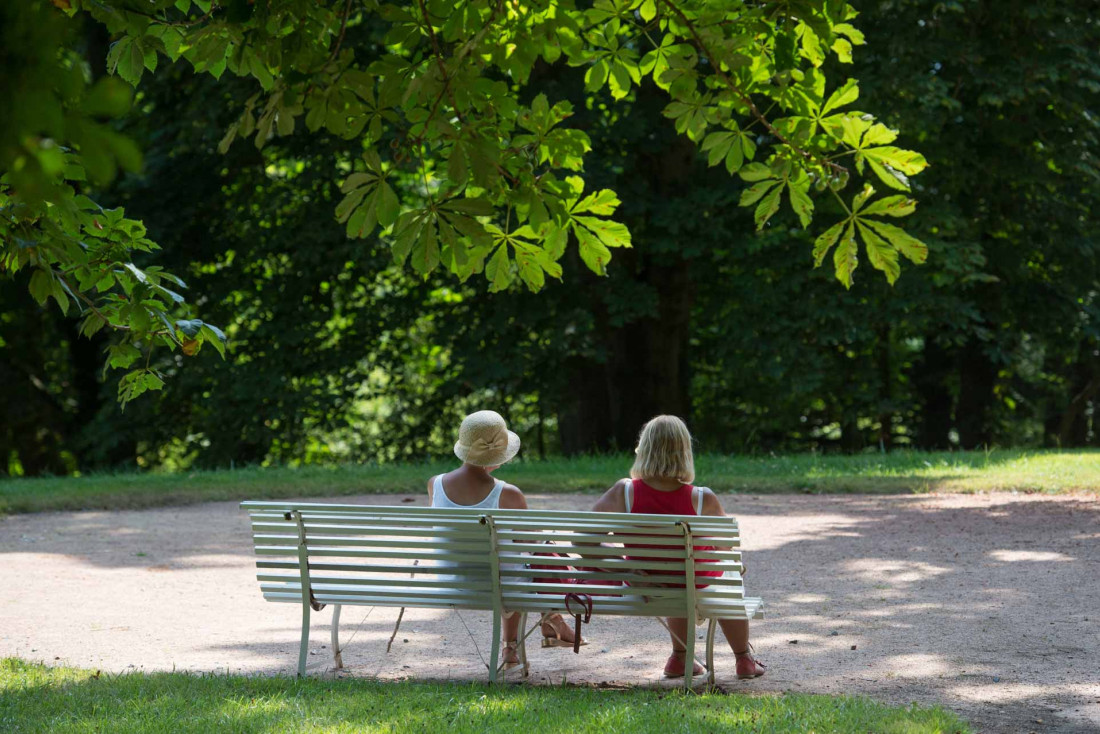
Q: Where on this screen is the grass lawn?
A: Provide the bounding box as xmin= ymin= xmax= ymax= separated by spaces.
xmin=1 ymin=449 xmax=1097 ymax=514
xmin=0 ymin=659 xmax=968 ymax=733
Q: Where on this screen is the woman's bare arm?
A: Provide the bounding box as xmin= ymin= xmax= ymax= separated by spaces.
xmin=591 ymin=479 xmax=628 ymax=513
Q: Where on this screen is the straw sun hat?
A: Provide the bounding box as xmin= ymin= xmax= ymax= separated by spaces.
xmin=454 ymin=410 xmax=521 ymax=467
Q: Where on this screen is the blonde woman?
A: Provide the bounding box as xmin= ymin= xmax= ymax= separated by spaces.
xmin=591 ymin=415 xmax=765 ymax=679
xmin=428 ymin=410 xmax=579 ymax=668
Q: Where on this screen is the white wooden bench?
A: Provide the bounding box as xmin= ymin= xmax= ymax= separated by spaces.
xmin=242 ymin=501 xmax=764 ymax=687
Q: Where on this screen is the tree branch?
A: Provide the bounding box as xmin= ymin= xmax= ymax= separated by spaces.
xmin=657 ymin=0 xmax=847 ymax=176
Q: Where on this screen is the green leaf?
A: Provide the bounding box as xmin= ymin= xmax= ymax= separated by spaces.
xmin=200 ymin=324 xmax=227 ymax=358
xmin=176 ymin=319 xmax=203 ymax=337
xmin=788 ymin=175 xmax=814 ymax=228
xmin=860 ymin=195 xmax=917 ymax=218
xmin=753 ymin=183 xmax=783 ymax=230
xmin=857 ymin=221 xmax=899 ymax=284
xmin=410 ymin=220 xmax=440 ymax=275
xmin=376 ymin=182 xmax=400 ymax=228
xmin=572 ymin=189 xmax=620 ymax=216
xmin=29 ymin=270 xmax=52 ymax=305
xmin=574 ymin=224 xmax=611 ymax=276
xmin=608 ymin=62 xmax=632 ymax=99
xmin=812 ymin=220 xmax=846 ymax=267
xmin=701 ymin=131 xmax=734 ymax=167
xmin=866 ymin=158 xmax=911 ymax=191
xmin=822 ymin=78 xmax=859 ymax=115
xmin=833 ymin=224 xmax=858 ymax=288
xmin=739 ymin=181 xmax=778 ymax=207
xmin=863 ymin=220 xmax=929 ymax=264
xmin=738 ymin=163 xmax=774 ymax=182
xmin=486 ymin=245 xmax=513 ymax=291
xmin=573 ymin=215 xmax=631 ymax=249
xmin=585 ymin=59 xmax=610 ymax=93
xmin=108 ymin=343 xmax=142 ymax=369
xmin=852 ymin=183 xmax=875 ymax=213
xmin=515 ymin=248 xmax=546 ymax=291
xmin=863 ymin=146 xmax=928 ymax=176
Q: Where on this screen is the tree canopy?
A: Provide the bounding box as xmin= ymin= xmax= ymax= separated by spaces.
xmin=2 ymin=0 xmax=928 ymax=404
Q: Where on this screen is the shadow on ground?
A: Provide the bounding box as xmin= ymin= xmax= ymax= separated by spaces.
xmin=1 ymin=493 xmax=1098 ymax=732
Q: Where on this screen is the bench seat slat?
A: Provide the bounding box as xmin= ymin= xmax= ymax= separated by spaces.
xmin=259 ymin=573 xmax=491 ymax=590
xmin=254 ymin=546 xmax=491 ymax=562
xmin=496 ymin=542 xmax=692 ymax=559
xmin=496 ymin=553 xmax=718 ymax=572
xmin=261 ymin=592 xmax=493 ymax=611
xmin=255 ymin=560 xmax=479 ymax=575
xmin=261 ymin=582 xmax=489 ymax=600
xmin=493 ymin=529 xmax=739 ymax=544
xmin=498 ymin=581 xmax=743 ymax=599
xmin=501 ymin=565 xmax=745 ymax=583
xmin=492 ymin=520 xmax=733 ymax=534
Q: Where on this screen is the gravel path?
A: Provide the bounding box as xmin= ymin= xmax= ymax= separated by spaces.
xmin=2 ymin=492 xmax=1098 ymax=732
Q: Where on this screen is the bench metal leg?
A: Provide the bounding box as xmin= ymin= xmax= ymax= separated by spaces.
xmin=684 ymin=619 xmax=697 ymax=689
xmin=517 ymin=612 xmax=529 ymax=679
xmin=488 ymin=608 xmax=501 ymax=684
xmin=331 ymin=604 xmax=343 ymax=670
xmin=298 ymin=596 xmax=311 ymax=677
xmin=706 ymin=618 xmax=717 ymax=686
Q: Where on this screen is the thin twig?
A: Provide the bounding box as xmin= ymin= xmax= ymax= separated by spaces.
xmin=386 ymin=608 xmax=405 ymax=653
xmin=53 ymin=271 xmax=130 ymax=331
xmin=417 ymin=0 xmax=463 ymax=122
xmin=324 ymin=0 xmax=355 ymax=69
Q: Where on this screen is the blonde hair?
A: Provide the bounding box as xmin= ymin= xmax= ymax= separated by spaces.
xmin=630 ymin=415 xmax=695 ymax=484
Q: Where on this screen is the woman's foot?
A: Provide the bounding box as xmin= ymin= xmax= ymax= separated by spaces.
xmin=541 ymin=613 xmax=587 ymax=648
xmin=502 ymin=641 xmax=521 ymax=669
xmin=734 ymin=647 xmax=766 ymax=679
xmin=663 ymin=651 xmax=705 ymax=678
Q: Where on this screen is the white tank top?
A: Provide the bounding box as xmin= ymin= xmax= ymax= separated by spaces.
xmin=430 ymin=474 xmax=504 ymax=509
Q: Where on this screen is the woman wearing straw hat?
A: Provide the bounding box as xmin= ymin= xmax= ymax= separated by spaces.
xmin=427 ymin=410 xmax=581 ymax=669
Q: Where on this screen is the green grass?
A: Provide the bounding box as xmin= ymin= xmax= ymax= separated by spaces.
xmin=2 ymin=449 xmax=1097 ymax=515
xmin=0 ymin=659 xmax=968 ymax=733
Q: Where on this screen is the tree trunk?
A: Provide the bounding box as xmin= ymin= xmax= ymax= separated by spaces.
xmin=913 ymin=339 xmax=953 ymax=449
xmin=555 ymin=256 xmax=695 ymax=454
xmin=957 ymin=340 xmax=997 ymax=448
xmin=1056 ymin=363 xmax=1100 ymax=447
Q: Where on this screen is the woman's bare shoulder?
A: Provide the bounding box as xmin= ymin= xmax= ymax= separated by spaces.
xmin=499 ymin=484 xmax=528 ymax=510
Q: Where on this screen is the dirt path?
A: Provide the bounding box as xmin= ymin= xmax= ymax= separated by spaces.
xmin=2 ymin=493 xmax=1098 ymax=732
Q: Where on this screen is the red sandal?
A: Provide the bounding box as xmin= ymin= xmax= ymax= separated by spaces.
xmin=734 ymin=645 xmax=766 ymax=679
xmin=663 ymin=651 xmax=705 ymax=678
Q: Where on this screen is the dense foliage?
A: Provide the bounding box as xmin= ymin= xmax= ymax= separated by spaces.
xmin=2 ymin=1 xmax=1098 ymax=474
xmin=3 ymin=0 xmax=928 ymax=409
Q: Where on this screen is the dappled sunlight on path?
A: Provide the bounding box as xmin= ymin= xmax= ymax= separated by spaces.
xmin=1 ymin=492 xmax=1098 ymax=732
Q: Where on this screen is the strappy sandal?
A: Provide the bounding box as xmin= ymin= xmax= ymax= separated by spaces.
xmin=540 ymin=613 xmax=588 ymax=648
xmin=502 ymin=641 xmax=521 ymax=670
xmin=734 ymin=644 xmax=766 ymax=679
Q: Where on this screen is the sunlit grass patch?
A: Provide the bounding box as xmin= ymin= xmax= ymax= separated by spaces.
xmin=1 ymin=449 xmax=1097 ymax=514
xmin=0 ymin=658 xmax=969 ymax=733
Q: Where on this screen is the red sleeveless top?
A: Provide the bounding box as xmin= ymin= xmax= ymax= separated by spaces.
xmin=625 ymin=479 xmax=722 ymax=588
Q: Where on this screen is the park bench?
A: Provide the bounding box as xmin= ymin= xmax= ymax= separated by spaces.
xmin=242 ymin=501 xmax=764 ymax=687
